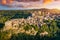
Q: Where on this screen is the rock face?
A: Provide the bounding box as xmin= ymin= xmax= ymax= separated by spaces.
xmin=4 ymin=21 xmax=13 ymax=30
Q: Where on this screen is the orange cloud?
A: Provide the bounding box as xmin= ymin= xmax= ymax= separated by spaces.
xmin=1 ymin=0 xmax=13 ymax=5
xmin=2 ymin=0 xmax=6 ymax=4
xmin=43 ymin=0 xmax=53 ymax=5
xmin=7 ymin=0 xmax=13 ymax=3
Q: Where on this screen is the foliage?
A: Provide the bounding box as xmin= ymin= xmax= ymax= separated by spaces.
xmin=0 ymin=31 xmax=11 ymax=40
xmin=0 ymin=10 xmax=32 ymax=23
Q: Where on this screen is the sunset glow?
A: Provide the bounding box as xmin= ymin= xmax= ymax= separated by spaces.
xmin=45 ymin=0 xmax=60 ymax=9
xmin=0 ymin=0 xmax=60 ymax=10
xmin=43 ymin=0 xmax=53 ymax=5
xmin=2 ymin=0 xmax=6 ymax=4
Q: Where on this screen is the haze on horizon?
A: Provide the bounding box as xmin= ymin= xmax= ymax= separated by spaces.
xmin=0 ymin=0 xmax=60 ymax=10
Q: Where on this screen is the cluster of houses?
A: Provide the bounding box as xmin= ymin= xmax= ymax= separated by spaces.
xmin=4 ymin=11 xmax=57 ymax=36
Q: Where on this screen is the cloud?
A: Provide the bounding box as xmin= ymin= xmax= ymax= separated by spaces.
xmin=2 ymin=0 xmax=6 ymax=4
xmin=45 ymin=1 xmax=60 ymax=9
xmin=43 ymin=0 xmax=53 ymax=5
xmin=6 ymin=1 xmax=42 ymax=8
xmin=1 ymin=0 xmax=60 ymax=8
xmin=54 ymin=0 xmax=60 ymax=1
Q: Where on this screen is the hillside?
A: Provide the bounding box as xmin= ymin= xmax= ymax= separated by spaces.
xmin=0 ymin=9 xmax=60 ymax=40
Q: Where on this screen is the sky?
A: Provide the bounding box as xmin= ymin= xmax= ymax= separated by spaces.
xmin=0 ymin=0 xmax=60 ymax=10
xmin=45 ymin=0 xmax=60 ymax=9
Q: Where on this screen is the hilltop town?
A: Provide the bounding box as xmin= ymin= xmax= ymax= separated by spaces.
xmin=0 ymin=9 xmax=60 ymax=40
xmin=3 ymin=9 xmax=59 ymax=36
